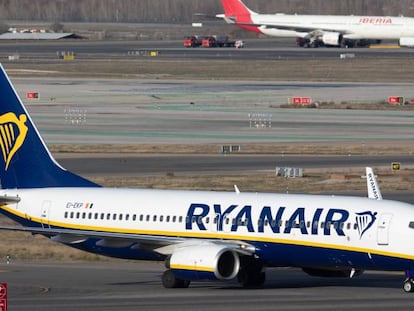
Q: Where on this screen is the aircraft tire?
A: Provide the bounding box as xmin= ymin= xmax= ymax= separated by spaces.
xmin=162 ymin=269 xmax=190 ymax=288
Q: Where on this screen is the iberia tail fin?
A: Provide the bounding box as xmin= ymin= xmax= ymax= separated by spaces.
xmin=218 ymin=0 xmax=261 ymax=33
xmin=0 ymin=64 xmax=99 ymax=189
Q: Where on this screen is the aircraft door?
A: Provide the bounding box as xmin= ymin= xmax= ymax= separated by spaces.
xmin=40 ymin=200 xmax=51 ymax=229
xmin=377 ymin=213 xmax=393 ymax=245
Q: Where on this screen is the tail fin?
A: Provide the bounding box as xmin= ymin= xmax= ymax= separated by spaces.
xmin=221 ymin=0 xmax=256 ymax=17
xmin=0 ymin=64 xmax=99 ymax=189
xmin=220 ymin=0 xmax=261 ymax=33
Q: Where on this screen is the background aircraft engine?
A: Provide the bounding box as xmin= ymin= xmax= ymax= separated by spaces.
xmin=399 ymin=37 xmax=414 ymax=47
xmin=322 ymin=32 xmax=343 ymax=46
xmin=167 ymin=244 xmax=240 ymax=280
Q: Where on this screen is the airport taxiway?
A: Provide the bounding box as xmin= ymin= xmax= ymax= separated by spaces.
xmin=10 ymin=78 xmax=414 ymax=144
xmin=1 ymin=260 xmax=413 ymax=311
xmin=0 ymin=39 xmax=413 ymax=61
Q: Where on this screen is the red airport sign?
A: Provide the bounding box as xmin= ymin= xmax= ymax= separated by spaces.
xmin=292 ymin=97 xmax=311 ymax=105
xmin=0 ymin=283 xmax=7 ymax=311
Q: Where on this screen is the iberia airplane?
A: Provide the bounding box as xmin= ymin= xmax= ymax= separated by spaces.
xmin=1 ymin=65 xmax=414 ymax=292
xmin=217 ymin=0 xmax=414 ymax=47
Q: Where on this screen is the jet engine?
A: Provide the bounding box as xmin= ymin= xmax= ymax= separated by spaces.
xmin=322 ymin=32 xmax=343 ymax=46
xmin=166 ymin=243 xmax=240 ymax=281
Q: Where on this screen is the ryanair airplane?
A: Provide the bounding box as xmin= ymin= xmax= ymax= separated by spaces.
xmin=0 ymin=64 xmax=414 ymax=292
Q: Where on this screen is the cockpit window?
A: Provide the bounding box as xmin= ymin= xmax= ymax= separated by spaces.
xmin=408 ymin=222 xmax=414 ymax=229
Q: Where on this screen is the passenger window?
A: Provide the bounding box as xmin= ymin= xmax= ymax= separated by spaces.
xmin=409 ymin=222 xmax=414 ymax=229
xmin=153 ymin=215 xmax=157 ymax=222
xmin=119 ymin=214 xmax=123 ymax=221
xmin=88 ymin=213 xmax=92 ymax=219
xmin=113 ymin=214 xmax=117 ymax=220
xmin=160 ymin=215 xmax=164 ymax=222
xmin=172 ymin=216 xmax=177 ymax=223
xmin=178 ymin=216 xmax=183 ymax=223
xmin=64 ymin=211 xmax=68 ymax=218
xmin=146 ymin=215 xmax=150 ymax=221
xmin=82 ymin=212 xmax=86 ymax=219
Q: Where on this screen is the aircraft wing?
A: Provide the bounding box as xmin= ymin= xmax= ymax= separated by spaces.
xmin=0 ymin=225 xmax=255 ymax=255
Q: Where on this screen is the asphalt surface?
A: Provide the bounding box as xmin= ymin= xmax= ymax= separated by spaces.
xmin=0 ymin=39 xmax=413 ymax=61
xmin=1 ymin=261 xmax=414 ymax=311
xmin=57 ymin=154 xmax=414 ymax=176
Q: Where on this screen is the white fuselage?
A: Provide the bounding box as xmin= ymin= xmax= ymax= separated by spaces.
xmin=251 ymin=14 xmax=414 ymax=39
xmin=5 ymin=187 xmax=414 ymax=269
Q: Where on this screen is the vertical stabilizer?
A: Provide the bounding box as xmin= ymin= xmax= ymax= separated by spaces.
xmin=220 ymin=0 xmax=261 ymax=33
xmin=0 ymin=64 xmax=100 ymax=189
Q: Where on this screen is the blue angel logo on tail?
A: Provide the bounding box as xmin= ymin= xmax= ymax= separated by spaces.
xmin=355 ymin=211 xmax=377 ymax=239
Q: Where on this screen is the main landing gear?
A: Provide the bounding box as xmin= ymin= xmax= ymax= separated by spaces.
xmin=237 ymin=257 xmax=266 ymax=288
xmin=162 ymin=269 xmax=190 ymax=288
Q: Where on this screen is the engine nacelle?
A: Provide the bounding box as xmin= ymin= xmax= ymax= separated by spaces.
xmin=322 ymin=32 xmax=343 ymax=46
xmin=302 ymin=267 xmax=364 ymax=278
xmin=166 ymin=243 xmax=240 ymax=281
xmin=399 ymin=37 xmax=414 ymax=47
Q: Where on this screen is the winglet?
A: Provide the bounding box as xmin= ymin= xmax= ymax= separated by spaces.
xmin=366 ymin=167 xmax=382 ymax=200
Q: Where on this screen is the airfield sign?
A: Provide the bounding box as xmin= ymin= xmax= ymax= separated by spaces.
xmin=0 ymin=283 xmax=7 ymax=311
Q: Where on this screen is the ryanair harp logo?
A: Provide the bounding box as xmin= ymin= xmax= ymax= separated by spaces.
xmin=0 ymin=112 xmax=28 ymax=170
xmin=355 ymin=211 xmax=377 ymax=239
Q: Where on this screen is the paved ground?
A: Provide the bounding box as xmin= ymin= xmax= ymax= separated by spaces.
xmin=10 ymin=78 xmax=414 ymax=145
xmin=1 ymin=260 xmax=413 ymax=311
